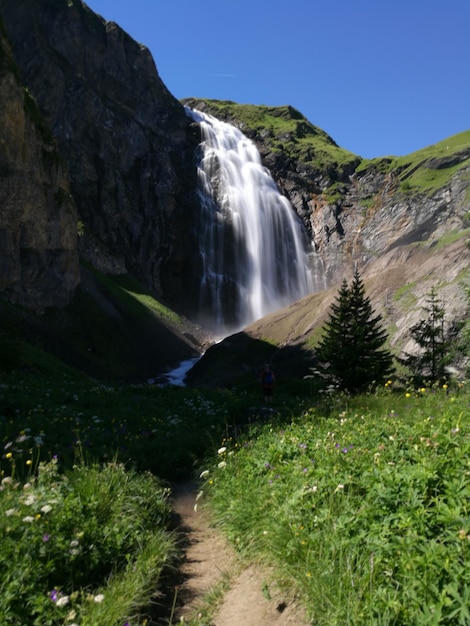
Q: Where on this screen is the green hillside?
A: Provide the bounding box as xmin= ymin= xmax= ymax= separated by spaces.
xmin=357 ymin=129 xmax=470 ymax=194
xmin=184 ymin=98 xmax=470 ymax=196
xmin=183 ymin=98 xmax=360 ymax=174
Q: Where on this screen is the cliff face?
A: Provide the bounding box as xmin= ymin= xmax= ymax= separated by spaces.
xmin=0 ymin=20 xmax=79 ymax=311
xmin=0 ymin=0 xmax=202 ymax=314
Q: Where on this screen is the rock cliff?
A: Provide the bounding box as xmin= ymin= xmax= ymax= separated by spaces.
xmin=0 ymin=18 xmax=79 ymax=310
xmin=0 ymin=0 xmax=202 ymax=316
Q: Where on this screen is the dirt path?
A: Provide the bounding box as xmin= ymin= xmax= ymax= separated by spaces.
xmin=170 ymin=483 xmax=308 ymax=625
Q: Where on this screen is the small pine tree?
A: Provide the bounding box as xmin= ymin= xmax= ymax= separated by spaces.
xmin=400 ymin=287 xmax=453 ymax=384
xmin=316 ymin=270 xmax=394 ymax=392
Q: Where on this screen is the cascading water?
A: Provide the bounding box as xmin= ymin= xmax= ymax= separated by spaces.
xmin=187 ymin=107 xmax=324 ymax=336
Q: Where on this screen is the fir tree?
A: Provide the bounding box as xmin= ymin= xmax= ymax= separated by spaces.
xmin=400 ymin=287 xmax=454 ymax=384
xmin=316 ymin=270 xmax=394 ymax=392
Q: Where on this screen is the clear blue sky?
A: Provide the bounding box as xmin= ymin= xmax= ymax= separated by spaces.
xmin=84 ymin=0 xmax=469 ymax=158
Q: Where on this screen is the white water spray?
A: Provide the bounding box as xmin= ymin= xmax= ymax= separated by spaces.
xmin=187 ymin=107 xmax=323 ymax=336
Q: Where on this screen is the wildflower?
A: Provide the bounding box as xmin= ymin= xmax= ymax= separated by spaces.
xmin=5 ymin=508 xmax=17 ymax=516
xmin=5 ymin=452 xmax=12 ymax=460
xmin=405 ymin=392 xmax=411 ymax=398
xmin=41 ymin=504 xmax=52 ymax=514
xmin=50 ymin=590 xmax=58 ymax=602
xmin=56 ymin=596 xmax=70 ymax=608
xmin=43 ymin=534 xmax=50 ymax=542
xmin=199 ymin=470 xmax=210 ymax=478
xmin=334 ymin=484 xmax=345 ymax=493
xmin=1 ymin=476 xmax=13 ymax=486
xmin=217 ymin=446 xmax=226 ymax=455
xmin=94 ymin=594 xmax=105 ymax=603
xmin=24 ymin=495 xmax=36 ymax=506
xmin=218 ymin=461 xmax=226 ymax=469
xmin=22 ymin=516 xmax=35 ymax=523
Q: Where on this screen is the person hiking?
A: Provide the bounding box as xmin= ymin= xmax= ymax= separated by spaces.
xmin=260 ymin=364 xmax=275 ymax=403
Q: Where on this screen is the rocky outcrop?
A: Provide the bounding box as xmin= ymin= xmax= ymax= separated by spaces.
xmin=0 ymin=0 xmax=202 ymax=315
xmin=0 ymin=19 xmax=79 ymax=311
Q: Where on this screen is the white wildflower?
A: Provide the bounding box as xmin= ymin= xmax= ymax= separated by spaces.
xmin=56 ymin=596 xmax=70 ymax=608
xmin=217 ymin=447 xmax=226 ymax=455
xmin=199 ymin=470 xmax=210 ymax=478
xmin=94 ymin=594 xmax=105 ymax=603
xmin=23 ymin=516 xmax=35 ymax=523
xmin=218 ymin=461 xmax=226 ymax=469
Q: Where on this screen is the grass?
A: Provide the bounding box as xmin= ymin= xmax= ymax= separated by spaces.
xmin=1 ymin=337 xmax=469 ymax=624
xmin=185 ymin=98 xmax=359 ymax=171
xmin=356 ymin=130 xmax=470 ymax=195
xmin=0 ymin=457 xmax=174 ymax=626
xmin=199 ymin=383 xmax=470 ymax=625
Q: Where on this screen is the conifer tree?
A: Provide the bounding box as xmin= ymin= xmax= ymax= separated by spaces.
xmin=400 ymin=287 xmax=453 ymax=384
xmin=316 ymin=270 xmax=394 ymax=392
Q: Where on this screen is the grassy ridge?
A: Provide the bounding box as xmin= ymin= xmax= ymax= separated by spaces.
xmin=0 ymin=264 xmax=204 ymax=383
xmin=355 ymin=130 xmax=470 ymax=194
xmin=185 ymin=98 xmax=360 ymax=171
xmin=186 ymin=98 xmax=470 ymax=197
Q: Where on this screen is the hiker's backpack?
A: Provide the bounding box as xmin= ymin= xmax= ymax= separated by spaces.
xmin=262 ymin=370 xmax=274 ymax=385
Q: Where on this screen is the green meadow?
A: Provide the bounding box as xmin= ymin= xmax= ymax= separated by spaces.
xmin=1 ymin=347 xmax=469 ymax=625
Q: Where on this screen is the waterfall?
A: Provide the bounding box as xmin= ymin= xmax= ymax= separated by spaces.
xmin=187 ymin=107 xmax=323 ymax=336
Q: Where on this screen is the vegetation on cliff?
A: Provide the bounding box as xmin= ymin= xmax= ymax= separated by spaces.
xmin=182 ymin=98 xmax=470 ymax=199
xmin=356 ymin=129 xmax=470 ymax=194
xmin=183 ymin=97 xmax=360 ymax=177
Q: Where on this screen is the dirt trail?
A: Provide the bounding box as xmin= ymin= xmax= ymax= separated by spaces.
xmin=170 ymin=483 xmax=308 ymax=626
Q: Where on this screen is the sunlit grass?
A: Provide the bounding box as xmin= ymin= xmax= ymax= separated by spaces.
xmin=0 ymin=457 xmax=174 ymax=626
xmin=200 ymin=384 xmax=470 ymax=625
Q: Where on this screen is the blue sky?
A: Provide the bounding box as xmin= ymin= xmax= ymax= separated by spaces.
xmin=84 ymin=0 xmax=469 ymax=158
